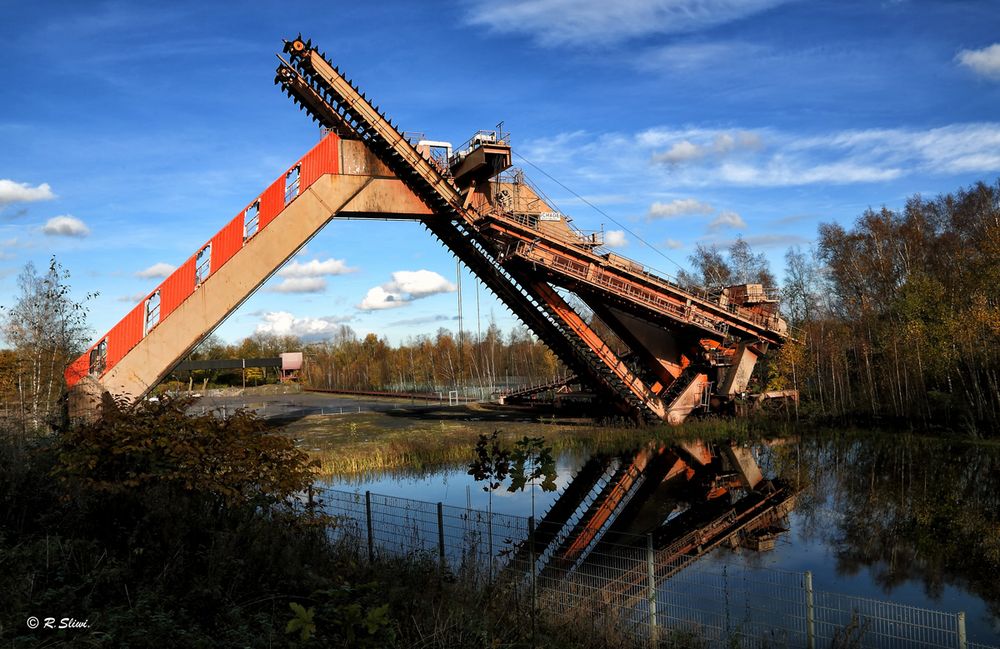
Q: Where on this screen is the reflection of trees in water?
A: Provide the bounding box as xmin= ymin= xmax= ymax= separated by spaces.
xmin=783 ymin=435 xmax=1000 ymax=618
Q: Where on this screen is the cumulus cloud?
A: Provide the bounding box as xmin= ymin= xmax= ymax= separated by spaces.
xmin=0 ymin=179 xmax=56 ymax=209
xmin=465 ymin=0 xmax=795 ymax=47
xmin=957 ymin=43 xmax=1000 ymax=80
xmin=42 ymin=215 xmax=90 ymax=238
xmin=604 ymin=230 xmax=628 ymax=248
xmin=647 ymin=198 xmax=714 ymax=219
xmin=709 ymin=211 xmax=746 ymax=231
xmin=278 ymin=257 xmax=356 ymax=278
xmin=136 ymin=262 xmax=177 ymax=279
xmin=358 ymin=269 xmax=456 ymax=310
xmin=270 ymin=277 xmax=328 ymax=294
xmin=255 ymin=311 xmax=353 ymax=340
xmin=663 ymin=238 xmax=684 ymax=250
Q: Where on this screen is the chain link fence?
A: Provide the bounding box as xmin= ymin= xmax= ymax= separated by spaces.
xmin=315 ymin=487 xmax=997 ymax=649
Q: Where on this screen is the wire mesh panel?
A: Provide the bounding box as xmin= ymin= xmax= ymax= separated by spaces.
xmin=653 ymin=560 xmax=807 ymax=648
xmin=316 ymin=488 xmax=366 ymax=543
xmin=813 ymin=590 xmax=965 ymax=649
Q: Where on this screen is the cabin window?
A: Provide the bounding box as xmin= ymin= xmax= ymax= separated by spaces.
xmin=284 ymin=165 xmax=301 ymax=204
xmin=195 ymin=244 xmax=212 ymax=286
xmin=243 ymin=200 xmax=260 ymax=241
xmin=144 ymin=291 xmax=161 ymax=336
xmin=89 ymin=338 xmax=108 ymax=375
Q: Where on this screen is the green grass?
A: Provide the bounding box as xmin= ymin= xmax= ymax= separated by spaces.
xmin=276 ymin=404 xmax=802 ymax=477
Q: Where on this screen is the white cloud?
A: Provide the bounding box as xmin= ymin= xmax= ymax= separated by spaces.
xmin=715 ymin=160 xmax=902 ymax=186
xmin=359 ymin=286 xmax=407 ymax=310
xmin=0 ymin=238 xmax=22 ymax=260
xmin=652 ymin=131 xmax=763 ymax=165
xmin=358 ymin=269 xmax=456 ymax=310
xmin=0 ymin=179 xmax=56 ymax=208
xmin=388 ymin=314 xmax=455 ymax=327
xmin=136 ymin=262 xmax=177 ymax=279
xmin=117 ymin=292 xmax=150 ymax=303
xmin=41 ymin=215 xmax=90 ymax=238
xmin=709 ymin=210 xmax=746 ymax=231
xmin=713 ymin=233 xmax=810 ymax=248
xmin=254 ymin=311 xmax=352 ymax=339
xmin=648 ymin=198 xmax=714 ymax=219
xmin=278 ymin=257 xmax=356 ymax=278
xmin=386 ymin=270 xmax=457 ymax=299
xmin=663 ymin=238 xmax=684 ymax=250
xmin=604 ymin=230 xmax=628 ymax=248
xmin=639 ymin=41 xmax=768 ymax=73
xmin=957 ymin=43 xmax=1000 ymax=80
xmin=465 ymin=0 xmax=795 ymax=47
xmin=270 ymin=277 xmax=328 ymax=294
xmin=529 ymin=122 xmax=1000 ymax=189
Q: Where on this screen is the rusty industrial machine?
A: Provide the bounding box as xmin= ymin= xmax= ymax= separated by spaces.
xmin=66 ymin=37 xmax=793 ymax=424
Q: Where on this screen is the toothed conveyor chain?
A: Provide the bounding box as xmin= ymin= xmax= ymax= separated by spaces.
xmin=275 ymin=36 xmax=660 ymax=422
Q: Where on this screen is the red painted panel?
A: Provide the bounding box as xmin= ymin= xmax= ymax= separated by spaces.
xmin=159 ymin=258 xmax=196 ymax=319
xmin=300 ymin=133 xmax=339 ymax=189
xmin=65 ymin=354 xmax=90 ymax=388
xmin=258 ymin=177 xmax=285 ymax=230
xmin=107 ymin=303 xmax=145 ymax=368
xmin=211 ymin=214 xmax=244 ymax=272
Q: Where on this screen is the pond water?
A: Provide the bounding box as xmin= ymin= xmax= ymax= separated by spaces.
xmin=318 ymin=433 xmax=1000 ymax=645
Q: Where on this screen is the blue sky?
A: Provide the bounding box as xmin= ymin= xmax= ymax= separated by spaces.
xmin=2 ymin=0 xmax=999 ymax=347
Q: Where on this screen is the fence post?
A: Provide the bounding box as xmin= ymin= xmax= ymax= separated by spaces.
xmin=437 ymin=502 xmax=446 ymax=573
xmin=365 ymin=491 xmax=374 ymax=563
xmin=488 ymin=500 xmax=494 ymax=582
xmin=957 ymin=611 xmax=967 ymax=649
xmin=805 ymin=571 xmax=815 ymax=649
xmin=647 ymin=533 xmax=658 ymax=647
xmin=529 ymin=515 xmax=537 ymax=641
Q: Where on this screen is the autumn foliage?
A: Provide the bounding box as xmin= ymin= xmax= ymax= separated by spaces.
xmin=54 ymin=394 xmax=316 ymax=503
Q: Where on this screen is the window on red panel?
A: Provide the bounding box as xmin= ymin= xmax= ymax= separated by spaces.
xmin=89 ymin=339 xmax=108 ymax=376
xmin=284 ymin=165 xmax=301 ymax=205
xmin=195 ymin=244 xmax=212 ymax=287
xmin=244 ymin=200 xmax=260 ymax=241
xmin=144 ymin=291 xmax=161 ymax=336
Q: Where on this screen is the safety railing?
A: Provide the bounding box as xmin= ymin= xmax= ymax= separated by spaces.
xmin=449 ymin=129 xmax=511 ymax=167
xmin=314 ymin=486 xmax=998 ymax=649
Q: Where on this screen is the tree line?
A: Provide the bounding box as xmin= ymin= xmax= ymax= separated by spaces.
xmin=182 ymin=323 xmax=564 ymax=393
xmin=781 ymin=180 xmax=1000 ymax=430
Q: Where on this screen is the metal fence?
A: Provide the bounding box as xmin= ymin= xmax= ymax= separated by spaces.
xmin=315 ymin=487 xmax=997 ymax=649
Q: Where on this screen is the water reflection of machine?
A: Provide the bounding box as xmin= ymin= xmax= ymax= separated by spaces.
xmin=521 ymin=441 xmax=797 ymax=583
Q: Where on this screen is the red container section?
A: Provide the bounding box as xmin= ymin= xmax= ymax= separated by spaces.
xmin=256 ymin=177 xmax=286 ymax=231
xmin=65 ymin=133 xmax=341 ymax=388
xmin=159 ymin=258 xmax=196 ymax=320
xmin=300 ymin=132 xmax=339 ymax=188
xmin=106 ymin=302 xmax=145 ymax=369
xmin=211 ymin=214 xmax=245 ymax=272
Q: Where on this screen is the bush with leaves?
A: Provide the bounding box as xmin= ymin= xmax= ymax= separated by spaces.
xmin=54 ymin=394 xmax=316 ymax=505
